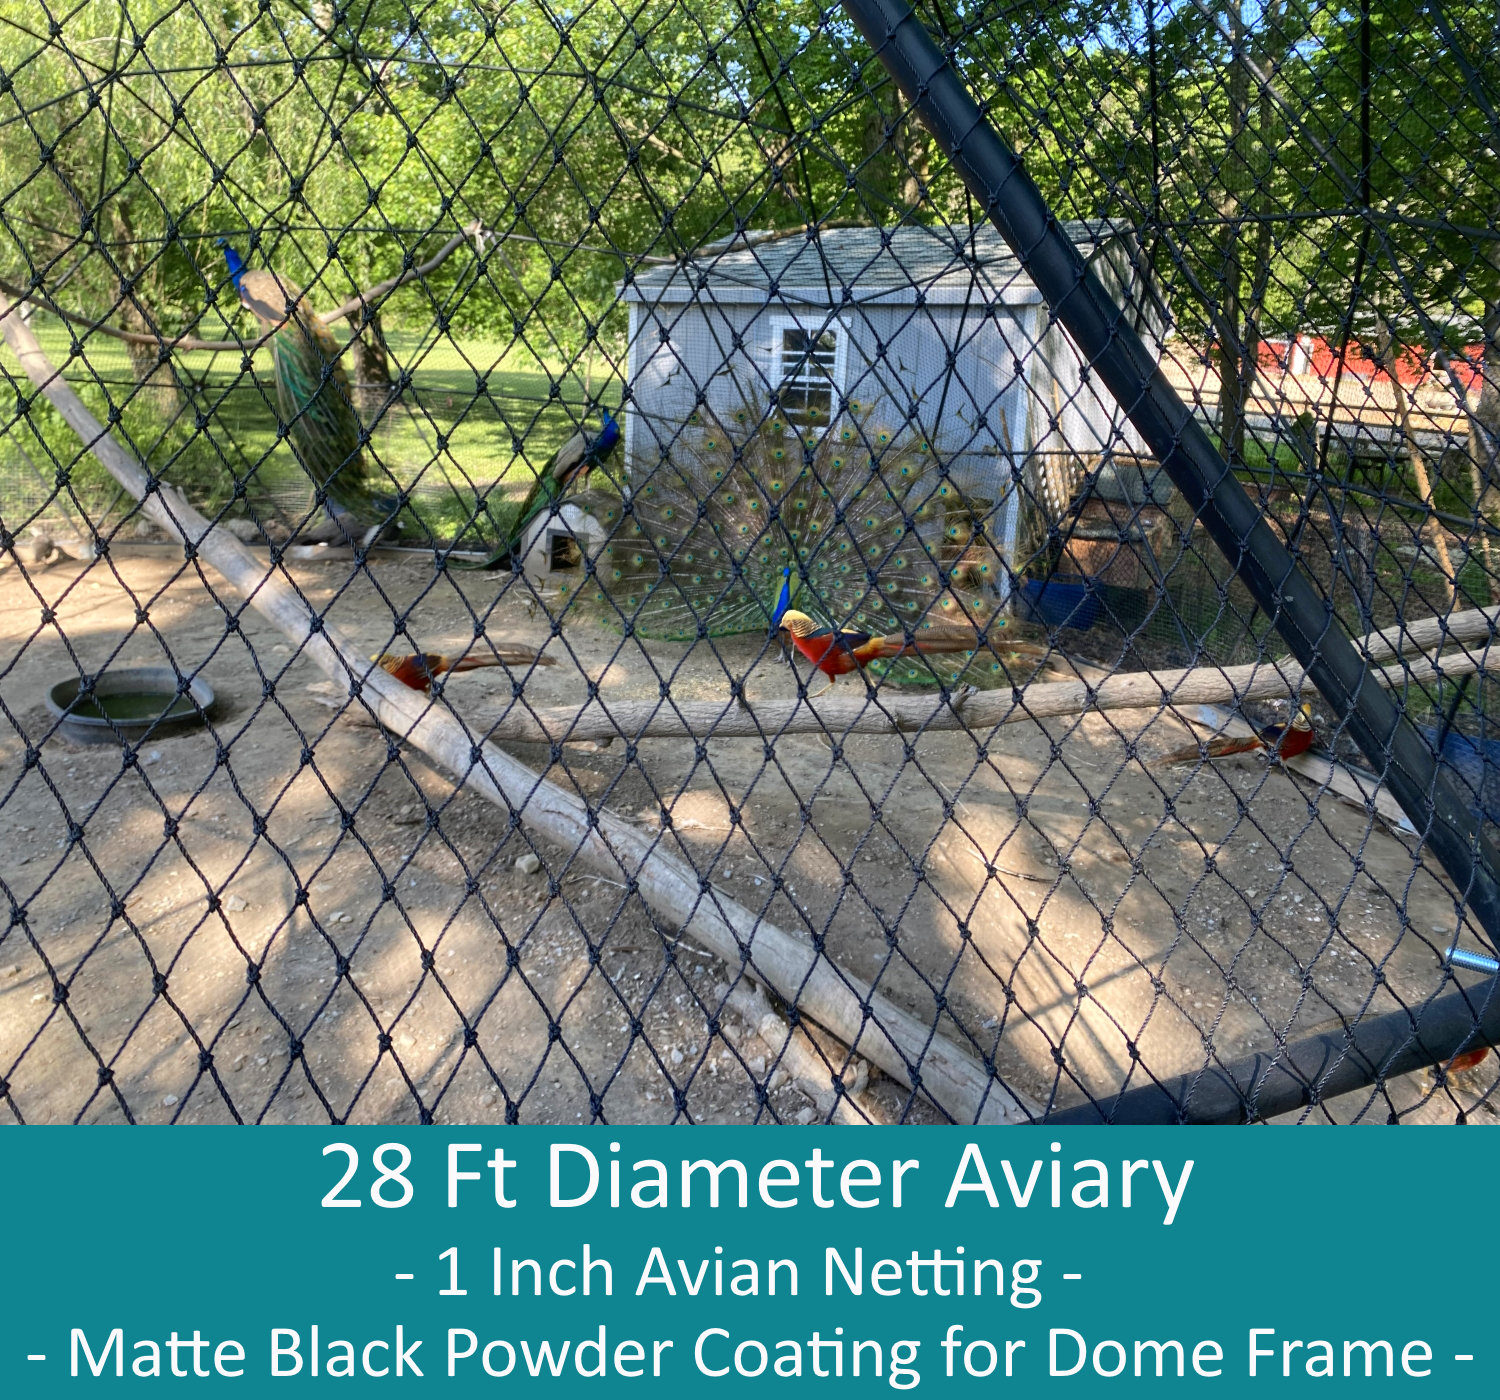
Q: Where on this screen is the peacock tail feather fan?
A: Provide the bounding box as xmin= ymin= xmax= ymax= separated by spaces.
xmin=579 ymin=407 xmax=1027 ymax=687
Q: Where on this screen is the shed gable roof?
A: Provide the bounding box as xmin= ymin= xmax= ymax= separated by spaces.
xmin=623 ymin=219 xmax=1129 ymax=308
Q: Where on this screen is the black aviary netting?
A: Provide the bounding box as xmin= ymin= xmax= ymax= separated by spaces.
xmin=1 ymin=0 xmax=1497 ymax=1127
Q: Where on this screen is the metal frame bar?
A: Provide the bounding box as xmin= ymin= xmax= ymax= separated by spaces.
xmin=1047 ymin=971 xmax=1500 ymax=1124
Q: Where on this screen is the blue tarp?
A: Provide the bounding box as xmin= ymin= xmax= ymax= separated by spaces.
xmin=1419 ymin=725 xmax=1500 ymax=826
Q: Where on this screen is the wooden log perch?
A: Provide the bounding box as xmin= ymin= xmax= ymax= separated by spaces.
xmin=0 ymin=298 xmax=1027 ymax=1127
xmin=462 ymin=606 xmax=1500 ymax=746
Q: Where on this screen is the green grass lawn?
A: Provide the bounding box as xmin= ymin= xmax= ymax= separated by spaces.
xmin=1 ymin=318 xmax=625 ymax=548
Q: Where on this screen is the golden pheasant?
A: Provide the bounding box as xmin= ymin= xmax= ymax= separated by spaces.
xmin=374 ymin=646 xmax=553 ymax=693
xmin=1152 ymin=707 xmax=1315 ymax=768
xmin=775 ymin=608 xmax=1045 ymax=696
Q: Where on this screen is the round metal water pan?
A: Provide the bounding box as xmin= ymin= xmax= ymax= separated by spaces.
xmin=45 ymin=667 xmax=215 ymax=746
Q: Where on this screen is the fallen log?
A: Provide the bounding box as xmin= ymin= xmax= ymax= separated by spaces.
xmin=723 ymin=980 xmax=881 ymax=1126
xmin=0 ymin=298 xmax=1028 ymax=1127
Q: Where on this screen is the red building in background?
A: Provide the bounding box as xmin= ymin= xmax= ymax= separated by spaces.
xmin=1252 ymin=335 xmax=1483 ymax=396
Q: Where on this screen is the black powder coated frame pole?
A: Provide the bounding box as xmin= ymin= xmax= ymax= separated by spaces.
xmin=837 ymin=0 xmax=1500 ymax=1117
xmin=1046 ymin=973 xmax=1500 ymax=1124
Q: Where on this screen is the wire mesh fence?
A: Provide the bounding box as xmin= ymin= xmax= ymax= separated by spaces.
xmin=1 ymin=0 xmax=1496 ymax=1127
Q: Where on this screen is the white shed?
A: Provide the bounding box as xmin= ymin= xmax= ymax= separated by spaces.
xmin=620 ymin=220 xmax=1169 ymax=574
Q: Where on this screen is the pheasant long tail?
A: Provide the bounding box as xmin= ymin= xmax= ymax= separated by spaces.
xmin=1152 ymin=733 xmax=1277 ymax=769
xmin=867 ymin=628 xmax=989 ymax=660
xmin=378 ymin=648 xmax=554 ymax=692
xmin=447 ymin=649 xmax=555 ymax=672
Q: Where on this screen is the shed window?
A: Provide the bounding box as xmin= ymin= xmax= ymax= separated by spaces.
xmin=772 ymin=321 xmax=841 ymax=427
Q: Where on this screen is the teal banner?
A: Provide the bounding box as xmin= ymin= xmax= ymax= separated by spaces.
xmin=0 ymin=1129 xmax=1482 ymax=1392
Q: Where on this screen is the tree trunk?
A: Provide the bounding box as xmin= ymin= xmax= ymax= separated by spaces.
xmin=346 ymin=304 xmax=392 ymax=413
xmin=860 ymin=94 xmax=901 ymax=214
xmin=1214 ymin=2 xmax=1292 ymax=469
xmin=111 ymin=204 xmax=178 ymax=412
xmin=1467 ymin=245 xmax=1500 ymax=602
xmin=1378 ymin=313 xmax=1456 ymax=607
xmin=898 ymin=118 xmax=932 ymax=211
xmin=1215 ymin=10 xmax=1251 ymax=463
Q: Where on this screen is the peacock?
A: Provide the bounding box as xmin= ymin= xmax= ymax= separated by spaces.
xmin=460 ymin=409 xmax=620 ymax=571
xmin=578 ymin=406 xmax=1043 ymax=688
xmin=218 ymin=240 xmax=397 ymax=545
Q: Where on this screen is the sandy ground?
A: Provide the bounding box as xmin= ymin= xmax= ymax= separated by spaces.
xmin=0 ymin=546 xmax=1494 ymax=1127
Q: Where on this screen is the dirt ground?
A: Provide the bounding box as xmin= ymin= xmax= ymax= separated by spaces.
xmin=1 ymin=545 xmax=1494 ymax=1127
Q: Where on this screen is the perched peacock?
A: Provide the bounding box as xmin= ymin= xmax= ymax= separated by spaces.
xmin=218 ymin=240 xmax=397 ymax=545
xmin=579 ymin=406 xmax=1042 ymax=688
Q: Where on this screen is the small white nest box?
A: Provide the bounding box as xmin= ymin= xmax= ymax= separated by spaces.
xmin=519 ymin=503 xmax=605 ymax=581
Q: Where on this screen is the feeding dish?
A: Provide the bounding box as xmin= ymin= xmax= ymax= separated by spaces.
xmin=44 ymin=667 xmax=216 ymax=746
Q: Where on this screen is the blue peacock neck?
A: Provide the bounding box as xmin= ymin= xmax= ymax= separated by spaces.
xmin=218 ymin=241 xmax=247 ymax=294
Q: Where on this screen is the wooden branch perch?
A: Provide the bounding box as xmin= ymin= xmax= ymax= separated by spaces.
xmin=0 ymin=297 xmax=1026 ymax=1127
xmin=459 ymin=606 xmax=1500 ymax=746
xmin=320 ymin=228 xmax=476 ymax=326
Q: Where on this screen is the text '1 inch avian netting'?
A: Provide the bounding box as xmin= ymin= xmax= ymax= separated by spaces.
xmin=1 ymin=0 xmax=1497 ymax=1128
